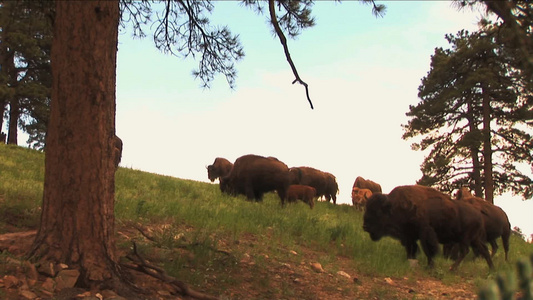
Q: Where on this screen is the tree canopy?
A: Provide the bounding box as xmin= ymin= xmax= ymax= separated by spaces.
xmin=403 ymin=27 xmax=533 ymax=201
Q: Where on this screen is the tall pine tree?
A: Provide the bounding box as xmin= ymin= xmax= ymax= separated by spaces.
xmin=0 ymin=1 xmax=52 ymax=149
xmin=403 ymin=28 xmax=532 ymax=202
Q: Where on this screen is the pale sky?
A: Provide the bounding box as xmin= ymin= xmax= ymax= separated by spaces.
xmin=12 ymin=2 xmax=531 ymax=239
xmin=114 ymin=1 xmax=532 ymax=239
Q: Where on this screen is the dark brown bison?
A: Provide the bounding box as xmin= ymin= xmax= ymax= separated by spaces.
xmin=290 ymin=167 xmax=338 ymax=204
xmin=363 ymin=185 xmax=493 ymax=270
xmin=353 ymin=176 xmax=382 ymax=194
xmin=287 ymin=185 xmax=316 ymax=209
xmin=456 ymin=188 xmax=511 ymax=261
xmin=207 ymin=157 xmax=233 ymax=182
xmin=351 ymin=187 xmax=372 ymax=210
xmin=220 ymin=154 xmax=290 ymax=203
xmin=114 ymin=135 xmax=123 ymax=169
xmin=324 ymin=172 xmax=339 ymax=204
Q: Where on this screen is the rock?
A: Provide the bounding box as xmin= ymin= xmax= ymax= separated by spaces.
xmin=37 ymin=262 xmax=56 ymax=277
xmin=3 ymin=275 xmax=20 ymax=288
xmin=19 ymin=289 xmax=38 ymax=299
xmin=310 ymin=262 xmax=324 ymax=273
xmin=336 ymin=271 xmax=351 ymax=279
xmin=24 ymin=262 xmax=39 ymax=281
xmin=54 ymin=263 xmax=69 ymax=274
xmin=384 ymin=277 xmax=395 ymax=285
xmin=40 ymin=277 xmax=55 ymax=292
xmin=55 ymin=269 xmax=80 ymax=291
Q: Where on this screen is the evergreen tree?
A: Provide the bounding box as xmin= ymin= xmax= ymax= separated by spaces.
xmin=403 ymin=28 xmax=532 ymax=202
xmin=0 ymin=1 xmax=52 ymax=149
xmin=30 ymin=1 xmax=384 ymax=295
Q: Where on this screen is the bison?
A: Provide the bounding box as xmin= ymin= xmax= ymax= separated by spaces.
xmin=207 ymin=157 xmax=233 ymax=182
xmin=219 ymin=154 xmax=290 ymax=203
xmin=287 ymin=185 xmax=316 ymax=209
xmin=353 ymin=176 xmax=382 ymax=194
xmin=455 ymin=188 xmax=511 ymax=261
xmin=363 ymin=185 xmax=493 ymax=270
xmin=351 ymin=187 xmax=372 ymax=210
xmin=290 ymin=167 xmax=338 ymax=204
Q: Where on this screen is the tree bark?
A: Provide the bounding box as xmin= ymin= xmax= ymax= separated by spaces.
xmin=466 ymin=99 xmax=483 ymax=198
xmin=7 ymin=99 xmax=19 ymax=145
xmin=30 ymin=0 xmax=121 ymax=289
xmin=482 ymin=85 xmax=495 ymax=204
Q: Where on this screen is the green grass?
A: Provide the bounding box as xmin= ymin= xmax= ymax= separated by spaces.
xmin=1 ymin=143 xmax=532 ymax=291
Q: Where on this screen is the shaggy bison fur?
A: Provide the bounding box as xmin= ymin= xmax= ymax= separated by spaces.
xmin=207 ymin=157 xmax=233 ymax=182
xmin=353 ymin=176 xmax=382 ymax=194
xmin=289 ymin=167 xmax=338 ymax=204
xmin=220 ymin=154 xmax=290 ymax=203
xmin=363 ymin=185 xmax=493 ymax=270
xmin=456 ymin=189 xmax=511 ymax=260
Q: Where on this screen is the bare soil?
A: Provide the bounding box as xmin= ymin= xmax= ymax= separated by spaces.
xmin=0 ymin=222 xmax=479 ymax=300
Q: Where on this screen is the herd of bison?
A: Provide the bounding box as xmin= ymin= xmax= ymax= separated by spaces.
xmin=206 ymin=154 xmax=510 ymax=271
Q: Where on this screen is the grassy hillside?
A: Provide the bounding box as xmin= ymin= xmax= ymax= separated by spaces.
xmin=1 ymin=143 xmax=532 ymax=299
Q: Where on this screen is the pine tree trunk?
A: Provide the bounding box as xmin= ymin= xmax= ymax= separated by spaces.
xmin=7 ymin=99 xmax=19 ymax=145
xmin=466 ymin=100 xmax=483 ymax=197
xmin=482 ymin=86 xmax=494 ymax=204
xmin=30 ymin=0 xmax=121 ymax=288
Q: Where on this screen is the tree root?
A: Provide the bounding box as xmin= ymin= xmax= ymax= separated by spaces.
xmin=122 ymin=242 xmax=219 ymax=300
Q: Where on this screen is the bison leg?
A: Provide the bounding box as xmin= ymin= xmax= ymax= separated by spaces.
xmin=471 ymin=240 xmax=494 ymax=270
xmin=449 ymin=244 xmax=470 ymax=271
xmin=401 ymin=239 xmax=419 ymax=260
xmin=419 ymin=228 xmax=440 ymax=268
xmin=502 ymin=233 xmax=510 ymax=261
xmin=489 ymin=239 xmax=498 ymax=257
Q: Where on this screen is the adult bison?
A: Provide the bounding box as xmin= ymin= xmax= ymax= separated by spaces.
xmin=456 ymin=188 xmax=511 ymax=261
xmin=351 ymin=187 xmax=372 ymax=210
xmin=290 ymin=167 xmax=338 ymax=204
xmin=352 ymin=176 xmax=382 ymax=194
xmin=287 ymin=185 xmax=316 ymax=209
xmin=324 ymin=172 xmax=339 ymax=204
xmin=219 ymin=154 xmax=290 ymax=203
xmin=207 ymin=157 xmax=233 ymax=182
xmin=363 ymin=185 xmax=493 ymax=270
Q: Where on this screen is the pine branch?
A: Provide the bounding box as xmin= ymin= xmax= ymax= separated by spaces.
xmin=268 ymin=0 xmax=313 ymax=109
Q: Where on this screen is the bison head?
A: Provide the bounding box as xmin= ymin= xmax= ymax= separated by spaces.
xmin=207 ymin=165 xmax=217 ymax=182
xmin=362 ymin=193 xmax=392 ymax=241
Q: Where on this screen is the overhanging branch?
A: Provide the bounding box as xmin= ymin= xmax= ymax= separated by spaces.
xmin=268 ymin=0 xmax=314 ymax=109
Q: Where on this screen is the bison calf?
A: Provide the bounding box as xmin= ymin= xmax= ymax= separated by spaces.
xmin=286 ymin=185 xmax=316 ymax=209
xmin=351 ymin=187 xmax=373 ymax=210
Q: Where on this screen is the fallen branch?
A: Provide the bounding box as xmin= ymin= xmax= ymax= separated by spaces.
xmin=122 ymin=242 xmax=219 ymax=300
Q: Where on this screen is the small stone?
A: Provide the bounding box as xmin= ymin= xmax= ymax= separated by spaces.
xmin=41 ymin=277 xmax=55 ymax=292
xmin=37 ymin=262 xmax=56 ymax=277
xmin=55 ymin=269 xmax=80 ymax=291
xmin=24 ymin=262 xmax=39 ymax=281
xmin=19 ymin=289 xmax=38 ymax=299
xmin=3 ymin=275 xmax=20 ymax=288
xmin=337 ymin=271 xmax=351 ymax=279
xmin=54 ymin=263 xmax=69 ymax=274
xmin=310 ymin=262 xmax=324 ymax=273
